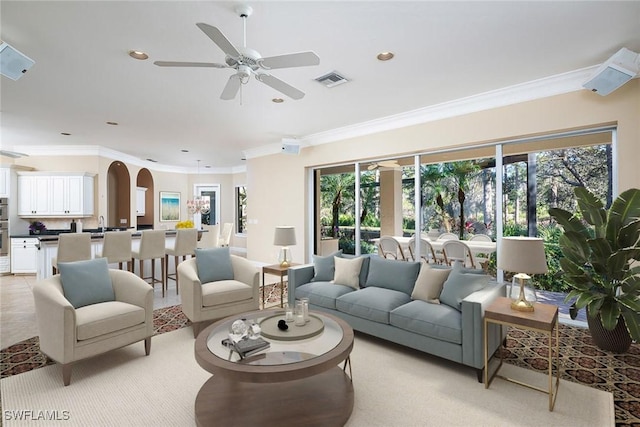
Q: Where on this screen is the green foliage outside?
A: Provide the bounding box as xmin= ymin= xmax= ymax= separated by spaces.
xmin=318 ymin=144 xmax=612 ymax=293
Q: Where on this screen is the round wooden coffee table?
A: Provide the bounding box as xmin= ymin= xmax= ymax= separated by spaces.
xmin=194 ymin=309 xmax=354 ymax=427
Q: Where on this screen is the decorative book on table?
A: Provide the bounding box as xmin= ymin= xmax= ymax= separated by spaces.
xmin=224 ymin=337 xmax=270 ymax=359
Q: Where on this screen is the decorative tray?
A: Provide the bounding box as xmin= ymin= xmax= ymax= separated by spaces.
xmin=259 ymin=313 xmax=324 ymax=341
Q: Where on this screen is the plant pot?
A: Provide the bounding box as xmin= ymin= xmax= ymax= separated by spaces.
xmin=586 ymin=310 xmax=632 ymax=353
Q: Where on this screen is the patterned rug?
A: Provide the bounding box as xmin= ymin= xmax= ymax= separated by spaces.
xmin=2 ymin=304 xmax=638 ymax=426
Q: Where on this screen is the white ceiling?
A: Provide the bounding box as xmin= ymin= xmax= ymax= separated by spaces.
xmin=2 ymin=1 xmax=639 ymax=171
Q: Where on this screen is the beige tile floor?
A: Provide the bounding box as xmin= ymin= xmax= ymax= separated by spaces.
xmin=0 ymin=273 xmax=182 ymax=349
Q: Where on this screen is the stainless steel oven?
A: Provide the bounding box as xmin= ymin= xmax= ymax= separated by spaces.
xmin=0 ymin=221 xmax=8 ymax=256
xmin=0 ymin=198 xmax=8 ymax=221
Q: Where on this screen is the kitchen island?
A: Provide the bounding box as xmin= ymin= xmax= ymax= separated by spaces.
xmin=11 ymin=229 xmax=204 ymax=280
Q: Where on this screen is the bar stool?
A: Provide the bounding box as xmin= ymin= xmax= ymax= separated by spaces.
xmin=218 ymin=222 xmax=233 ymax=247
xmin=165 ymin=228 xmax=198 ymax=294
xmin=96 ymin=231 xmax=132 ymax=271
xmin=52 ymin=233 xmax=92 ymax=275
xmin=198 ymin=224 xmax=220 ymax=249
xmin=131 ymin=230 xmax=166 ymax=296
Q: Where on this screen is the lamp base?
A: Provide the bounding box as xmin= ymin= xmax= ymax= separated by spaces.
xmin=279 ymin=260 xmax=291 ymax=268
xmin=510 ymin=299 xmax=535 ymax=312
xmin=510 ymin=273 xmax=535 ymax=312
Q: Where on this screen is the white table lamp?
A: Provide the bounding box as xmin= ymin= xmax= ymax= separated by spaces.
xmin=274 ymin=226 xmax=296 ymax=268
xmin=498 ymin=237 xmax=548 ymax=312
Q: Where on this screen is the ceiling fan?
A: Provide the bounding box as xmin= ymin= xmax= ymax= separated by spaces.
xmin=154 ymin=5 xmax=320 ymax=101
xmin=367 ymin=160 xmax=400 ymax=170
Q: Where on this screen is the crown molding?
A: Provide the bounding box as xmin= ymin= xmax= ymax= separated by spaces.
xmin=13 ymin=145 xmax=245 ymax=175
xmin=300 ymin=66 xmax=597 ymax=147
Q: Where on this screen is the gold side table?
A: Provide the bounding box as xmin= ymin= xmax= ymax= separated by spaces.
xmin=483 ymin=296 xmax=560 ymax=411
xmin=261 ymin=263 xmax=297 ymax=309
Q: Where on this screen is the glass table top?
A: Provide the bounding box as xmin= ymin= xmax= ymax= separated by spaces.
xmin=206 ymin=310 xmax=344 ymax=366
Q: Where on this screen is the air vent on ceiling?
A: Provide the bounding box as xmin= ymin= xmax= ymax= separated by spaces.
xmin=315 ymin=71 xmax=349 ymax=88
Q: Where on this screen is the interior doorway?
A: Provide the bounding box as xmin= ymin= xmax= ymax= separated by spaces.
xmin=194 ymin=184 xmax=220 ymax=225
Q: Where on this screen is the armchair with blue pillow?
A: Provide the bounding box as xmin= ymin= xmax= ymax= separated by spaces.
xmin=32 ymin=258 xmax=154 ymax=386
xmin=177 ymin=247 xmax=260 ymax=337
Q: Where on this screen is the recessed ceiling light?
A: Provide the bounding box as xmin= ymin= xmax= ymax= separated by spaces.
xmin=377 ymin=52 xmax=394 ymax=61
xmin=61 ymin=132 xmax=71 ymax=136
xmin=205 ymin=165 xmax=211 ymax=168
xmin=272 ymin=98 xmax=284 ymax=103
xmin=129 ymin=50 xmax=149 ymax=60
xmin=181 ymin=149 xmax=189 ymax=153
xmin=106 ymin=121 xmax=118 ymax=126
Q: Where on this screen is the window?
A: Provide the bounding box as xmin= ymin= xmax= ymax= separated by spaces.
xmin=236 ymin=185 xmax=247 ymax=234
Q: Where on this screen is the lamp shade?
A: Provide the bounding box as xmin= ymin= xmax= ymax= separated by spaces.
xmin=497 ymin=237 xmax=548 ymax=274
xmin=274 ymin=226 xmax=296 ymax=246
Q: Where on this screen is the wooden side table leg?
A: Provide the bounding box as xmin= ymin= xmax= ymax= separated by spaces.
xmin=484 ymin=318 xmax=489 ymax=388
xmin=261 ymin=271 xmax=266 ymax=309
xmin=280 ymin=274 xmax=285 ymax=308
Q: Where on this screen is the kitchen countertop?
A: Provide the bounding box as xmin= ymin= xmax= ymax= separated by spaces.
xmin=10 ymin=229 xmax=204 ymax=241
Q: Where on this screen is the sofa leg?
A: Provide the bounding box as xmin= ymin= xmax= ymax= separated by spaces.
xmin=62 ymin=363 xmax=72 ymax=386
xmin=144 ymin=337 xmax=151 ymax=355
xmin=476 ymin=367 xmax=484 ymax=383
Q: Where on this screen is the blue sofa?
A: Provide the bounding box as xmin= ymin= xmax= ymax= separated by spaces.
xmin=288 ymin=254 xmax=505 ymax=381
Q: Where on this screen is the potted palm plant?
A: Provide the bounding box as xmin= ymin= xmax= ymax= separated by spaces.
xmin=549 ymin=187 xmax=640 ymax=353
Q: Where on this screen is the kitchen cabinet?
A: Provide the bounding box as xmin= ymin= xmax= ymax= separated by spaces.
xmin=11 ymin=237 xmax=38 ymax=273
xmin=18 ymin=172 xmax=95 ymax=217
xmin=0 ymin=168 xmax=9 ymax=198
xmin=136 ymin=187 xmax=147 ymax=216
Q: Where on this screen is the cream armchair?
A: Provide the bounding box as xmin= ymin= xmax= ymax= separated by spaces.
xmin=33 ymin=269 xmax=154 ymax=386
xmin=178 ymin=256 xmax=259 ymax=337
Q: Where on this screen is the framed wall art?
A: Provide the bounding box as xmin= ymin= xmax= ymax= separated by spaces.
xmin=160 ymin=191 xmax=180 ymax=222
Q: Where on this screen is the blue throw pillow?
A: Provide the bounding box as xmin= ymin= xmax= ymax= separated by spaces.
xmin=439 ymin=262 xmax=489 ymax=311
xmin=58 ymin=258 xmax=115 ymax=309
xmin=365 ymin=256 xmax=421 ymax=295
xmin=311 ymin=250 xmax=343 ymax=282
xmin=195 ymin=247 xmax=234 ymax=283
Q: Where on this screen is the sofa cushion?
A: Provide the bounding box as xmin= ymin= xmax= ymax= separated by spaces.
xmin=411 ymin=264 xmax=452 ymax=304
xmin=310 ymin=250 xmax=342 ymax=282
xmin=201 ymin=280 xmax=253 ymax=307
xmin=336 ymin=287 xmax=411 ymax=324
xmin=195 ymin=247 xmax=234 ymax=283
xmin=343 ymin=254 xmax=371 ymax=287
xmin=333 ymin=256 xmax=364 ymax=289
xmin=75 ymin=301 xmax=145 ymax=341
xmin=295 ymin=282 xmax=355 ymax=310
xmin=390 ymin=300 xmax=462 ymax=345
xmin=439 ymin=262 xmax=489 ymax=311
xmin=58 ymin=258 xmax=115 ymax=309
xmin=365 ymin=256 xmax=420 ymax=295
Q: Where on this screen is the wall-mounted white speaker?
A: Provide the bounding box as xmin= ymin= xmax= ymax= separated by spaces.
xmin=0 ymin=41 xmax=35 ymax=81
xmin=582 ymin=48 xmax=639 ymax=96
xmin=281 ymin=138 xmax=300 ymax=155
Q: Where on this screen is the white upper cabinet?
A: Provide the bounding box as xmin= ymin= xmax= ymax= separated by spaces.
xmin=18 ymin=172 xmax=95 ymax=217
xmin=0 ymin=168 xmax=9 ymax=198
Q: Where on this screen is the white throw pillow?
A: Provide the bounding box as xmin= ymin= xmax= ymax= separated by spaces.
xmin=332 ymin=256 xmax=364 ymax=289
xmin=411 ymin=264 xmax=452 ymax=304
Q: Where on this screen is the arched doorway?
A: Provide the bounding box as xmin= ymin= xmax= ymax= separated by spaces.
xmin=106 ymin=162 xmax=131 ymax=229
xmin=136 ymin=168 xmax=154 ymax=230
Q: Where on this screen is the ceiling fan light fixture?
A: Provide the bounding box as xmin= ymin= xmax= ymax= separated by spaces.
xmin=128 ymin=50 xmax=149 ymax=60
xmin=377 ymin=52 xmax=394 ymax=61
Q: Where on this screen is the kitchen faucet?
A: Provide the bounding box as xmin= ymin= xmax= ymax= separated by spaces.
xmin=98 ymin=216 xmax=105 ymax=233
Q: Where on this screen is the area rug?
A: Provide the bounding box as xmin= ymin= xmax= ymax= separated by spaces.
xmin=1 ymin=326 xmax=613 ymax=427
xmin=1 ymin=305 xmax=637 ymax=426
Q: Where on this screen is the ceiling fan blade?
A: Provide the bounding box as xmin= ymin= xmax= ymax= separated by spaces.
xmin=196 ymin=23 xmax=240 ymax=58
xmin=259 ymin=51 xmax=320 ymax=70
xmin=256 ymin=74 xmax=305 ymax=100
xmin=221 ymin=75 xmax=242 ymax=100
xmin=154 ymin=61 xmax=227 ymax=68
